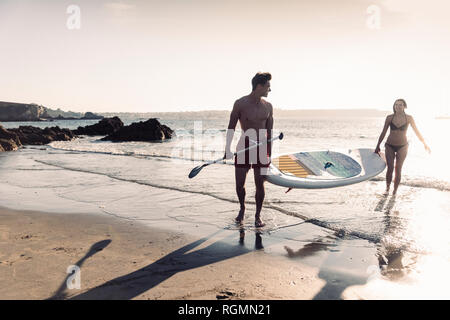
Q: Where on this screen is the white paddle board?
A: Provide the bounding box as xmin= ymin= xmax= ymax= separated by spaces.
xmin=266 ymin=148 xmax=386 ymax=189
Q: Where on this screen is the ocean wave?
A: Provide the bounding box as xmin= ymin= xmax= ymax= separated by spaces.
xmin=47 ymin=144 xmax=232 ymax=165
xmin=370 ymin=176 xmax=450 ymax=192
xmin=174 ymin=128 xmax=228 ymax=137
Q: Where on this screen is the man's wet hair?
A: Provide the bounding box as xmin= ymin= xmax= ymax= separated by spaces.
xmin=252 ymin=72 xmax=272 ymax=91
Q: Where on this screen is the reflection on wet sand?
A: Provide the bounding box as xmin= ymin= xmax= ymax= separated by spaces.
xmin=238 ymin=227 xmax=264 ymax=250
xmin=283 ymin=236 xmax=336 ymax=258
xmin=376 ymin=194 xmax=417 ymax=281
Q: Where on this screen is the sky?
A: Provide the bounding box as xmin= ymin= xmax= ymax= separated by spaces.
xmin=0 ymin=0 xmax=449 ymax=116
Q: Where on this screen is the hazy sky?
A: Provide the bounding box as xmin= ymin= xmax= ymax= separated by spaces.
xmin=1 ymin=0 xmax=449 ymax=115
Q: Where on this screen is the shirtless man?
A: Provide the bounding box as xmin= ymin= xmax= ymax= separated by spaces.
xmin=224 ymin=72 xmax=273 ymax=227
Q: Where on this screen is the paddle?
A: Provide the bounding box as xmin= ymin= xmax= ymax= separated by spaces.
xmin=188 ymin=132 xmax=284 ymax=179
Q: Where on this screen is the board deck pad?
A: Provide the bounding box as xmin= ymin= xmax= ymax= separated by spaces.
xmin=272 ymin=155 xmax=311 ymax=178
xmin=273 ymin=151 xmax=362 ymax=178
xmin=294 ymin=151 xmax=362 ymax=178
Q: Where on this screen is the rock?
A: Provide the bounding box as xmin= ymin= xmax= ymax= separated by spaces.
xmin=8 ymin=126 xmax=75 ymax=145
xmin=0 ymin=125 xmax=22 ymax=151
xmin=101 ymin=118 xmax=174 ymax=142
xmin=0 ymin=139 xmax=19 ymax=152
xmin=74 ymin=117 xmax=123 ymax=136
xmin=54 ymin=115 xmax=77 ymax=120
xmin=81 ymin=112 xmax=103 ymax=120
xmin=42 ymin=107 xmax=83 ymax=119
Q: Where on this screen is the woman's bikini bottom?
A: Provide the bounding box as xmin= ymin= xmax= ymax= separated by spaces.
xmin=385 ymin=142 xmax=409 ymax=153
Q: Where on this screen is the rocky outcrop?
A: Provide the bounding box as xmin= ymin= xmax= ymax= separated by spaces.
xmin=0 ymin=117 xmax=174 ymax=153
xmin=101 ymin=118 xmax=174 ymax=142
xmin=0 ymin=125 xmax=22 ymax=151
xmin=0 ymin=102 xmax=47 ymax=121
xmin=8 ymin=126 xmax=76 ymax=145
xmin=73 ymin=117 xmax=123 ymax=136
xmin=0 ymin=101 xmax=103 ymax=121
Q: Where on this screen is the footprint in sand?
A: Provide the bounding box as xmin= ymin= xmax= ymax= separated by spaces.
xmin=216 ymin=289 xmax=238 ymax=300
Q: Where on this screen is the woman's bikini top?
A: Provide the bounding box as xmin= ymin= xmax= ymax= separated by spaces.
xmin=390 ymin=113 xmax=409 ymax=131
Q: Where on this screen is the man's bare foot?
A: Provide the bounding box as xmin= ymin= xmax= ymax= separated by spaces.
xmin=235 ymin=209 xmax=245 ymax=224
xmin=255 ymin=218 xmax=266 ymax=228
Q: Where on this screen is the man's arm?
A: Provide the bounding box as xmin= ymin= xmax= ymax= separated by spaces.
xmin=266 ymin=103 xmax=273 ymax=157
xmin=224 ymin=101 xmax=240 ymax=159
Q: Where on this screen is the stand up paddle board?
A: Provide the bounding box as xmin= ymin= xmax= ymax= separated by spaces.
xmin=266 ymin=148 xmax=386 ymax=189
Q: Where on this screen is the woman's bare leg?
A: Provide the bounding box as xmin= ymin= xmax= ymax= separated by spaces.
xmin=393 ymin=145 xmax=408 ymax=195
xmin=385 ymin=145 xmax=395 ymax=193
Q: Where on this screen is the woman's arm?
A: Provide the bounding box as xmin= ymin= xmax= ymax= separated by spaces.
xmin=375 ymin=116 xmax=391 ymax=153
xmin=409 ymin=116 xmax=431 ymax=153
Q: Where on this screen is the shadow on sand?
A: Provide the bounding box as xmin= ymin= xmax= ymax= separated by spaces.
xmin=50 ymin=218 xmax=394 ymax=300
xmin=56 ymin=230 xmax=262 ymax=300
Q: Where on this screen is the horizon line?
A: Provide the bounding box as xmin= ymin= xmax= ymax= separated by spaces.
xmin=1 ymin=100 xmax=389 ymax=113
xmin=100 ymin=108 xmax=390 ymax=114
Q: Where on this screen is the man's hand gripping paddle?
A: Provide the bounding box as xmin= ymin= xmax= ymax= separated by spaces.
xmin=188 ymin=132 xmax=284 ymax=179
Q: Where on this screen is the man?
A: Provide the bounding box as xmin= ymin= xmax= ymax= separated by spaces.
xmin=224 ymin=72 xmax=273 ymax=228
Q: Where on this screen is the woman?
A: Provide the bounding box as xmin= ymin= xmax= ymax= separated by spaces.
xmin=375 ymin=99 xmax=431 ymax=195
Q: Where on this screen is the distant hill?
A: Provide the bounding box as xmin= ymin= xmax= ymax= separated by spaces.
xmin=0 ymin=100 xmax=389 ymax=122
xmin=0 ymin=101 xmax=102 ymax=121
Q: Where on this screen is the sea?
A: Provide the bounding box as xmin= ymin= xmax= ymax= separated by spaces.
xmin=1 ymin=113 xmax=449 ymax=297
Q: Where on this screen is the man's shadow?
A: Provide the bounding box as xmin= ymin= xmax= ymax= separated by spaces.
xmin=56 ymin=230 xmax=255 ymax=300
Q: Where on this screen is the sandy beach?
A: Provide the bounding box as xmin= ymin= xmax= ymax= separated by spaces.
xmin=0 ymin=206 xmax=329 ymax=300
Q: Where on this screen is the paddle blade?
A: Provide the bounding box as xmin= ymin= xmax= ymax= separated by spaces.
xmin=188 ymin=165 xmax=203 ymax=179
